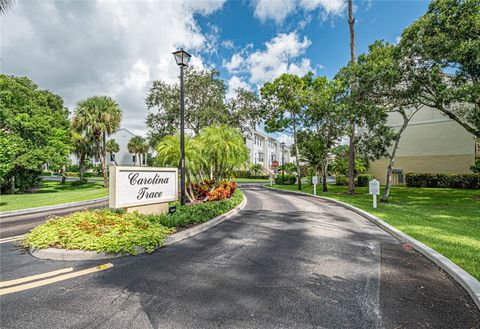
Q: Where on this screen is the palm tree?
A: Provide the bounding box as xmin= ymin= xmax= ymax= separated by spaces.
xmin=128 ymin=136 xmax=148 ymax=166
xmin=72 ymin=96 xmax=121 ymax=187
xmin=106 ymin=139 xmax=120 ymax=166
xmin=72 ymin=132 xmax=95 ymax=180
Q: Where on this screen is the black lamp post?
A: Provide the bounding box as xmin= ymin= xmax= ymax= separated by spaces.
xmin=173 ymin=48 xmax=191 ymax=206
xmin=280 ymin=142 xmax=286 ymax=179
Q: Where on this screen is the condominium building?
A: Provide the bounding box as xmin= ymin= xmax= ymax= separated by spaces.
xmin=244 ymin=130 xmax=291 ymax=173
xmin=368 ymin=107 xmax=478 ymax=185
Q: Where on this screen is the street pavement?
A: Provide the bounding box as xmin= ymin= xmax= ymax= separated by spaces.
xmin=0 ymin=187 xmax=479 ymax=328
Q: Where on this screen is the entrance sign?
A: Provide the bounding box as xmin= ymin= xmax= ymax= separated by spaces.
xmin=312 ymin=176 xmax=318 ymax=196
xmin=369 ymin=179 xmax=380 ymax=208
xmin=109 ymin=167 xmax=178 ymax=212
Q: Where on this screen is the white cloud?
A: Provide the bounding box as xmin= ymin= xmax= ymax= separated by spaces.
xmin=253 ymin=0 xmax=346 ymax=24
xmin=0 ymin=0 xmax=225 ymax=135
xmin=223 ymin=53 xmax=245 ymax=73
xmin=222 ymin=40 xmax=235 ymax=49
xmin=226 ymin=76 xmax=251 ymax=99
xmin=230 ymin=32 xmax=314 ymax=85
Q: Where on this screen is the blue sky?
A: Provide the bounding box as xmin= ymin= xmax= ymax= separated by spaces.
xmin=1 ymin=0 xmax=430 ymax=135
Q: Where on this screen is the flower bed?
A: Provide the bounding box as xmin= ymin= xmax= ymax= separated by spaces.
xmin=23 ymin=189 xmax=244 ymax=255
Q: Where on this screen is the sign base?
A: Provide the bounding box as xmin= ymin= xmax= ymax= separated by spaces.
xmin=123 ymin=202 xmax=169 ymax=215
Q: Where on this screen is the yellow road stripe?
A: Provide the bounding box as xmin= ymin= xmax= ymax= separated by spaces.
xmin=0 ymin=235 xmax=25 ymax=244
xmin=0 ymin=263 xmax=113 ymax=296
xmin=0 ymin=267 xmax=74 ymax=288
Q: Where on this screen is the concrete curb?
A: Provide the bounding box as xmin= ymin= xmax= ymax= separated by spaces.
xmin=0 ymin=197 xmax=109 ymax=219
xmin=265 ymin=185 xmax=480 ymax=310
xmin=29 ymin=195 xmax=247 ymax=261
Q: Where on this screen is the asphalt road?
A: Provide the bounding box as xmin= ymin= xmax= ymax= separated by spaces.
xmin=0 ymin=199 xmax=108 ymax=239
xmin=1 ymin=187 xmax=479 ymax=328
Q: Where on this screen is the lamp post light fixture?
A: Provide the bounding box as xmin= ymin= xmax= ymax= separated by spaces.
xmin=280 ymin=142 xmax=286 ymax=179
xmin=173 ymin=48 xmax=191 ymax=206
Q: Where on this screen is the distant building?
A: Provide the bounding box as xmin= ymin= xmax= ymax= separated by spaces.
xmin=70 ymin=128 xmax=147 ymax=167
xmin=244 ymin=130 xmax=291 ymax=173
xmin=368 ymin=107 xmax=478 ymax=185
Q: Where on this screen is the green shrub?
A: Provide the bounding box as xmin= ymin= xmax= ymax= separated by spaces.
xmin=405 ymin=173 xmax=480 ymax=189
xmin=250 ymin=175 xmax=269 ymax=179
xmin=146 ymin=189 xmax=244 ymax=228
xmin=23 ymin=209 xmax=175 ymax=254
xmin=335 ymin=175 xmax=348 ymax=186
xmin=275 ymin=174 xmax=297 ymax=185
xmin=83 ymin=172 xmax=94 ymax=178
xmin=232 ymin=170 xmax=251 ymax=178
xmin=64 ymin=172 xmax=79 ymax=177
xmin=41 ymin=171 xmax=52 ymax=176
xmin=67 ymin=164 xmax=80 ymax=172
xmin=70 ymin=178 xmax=88 ymax=186
xmin=356 ymin=174 xmax=374 ymax=187
xmin=471 ymin=159 xmax=480 ymax=174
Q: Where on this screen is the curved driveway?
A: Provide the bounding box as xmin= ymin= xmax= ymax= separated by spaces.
xmin=1 ymin=187 xmax=479 ymax=328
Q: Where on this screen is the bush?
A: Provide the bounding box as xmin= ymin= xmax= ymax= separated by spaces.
xmin=232 ymin=170 xmax=250 ymax=178
xmin=70 ymin=178 xmax=88 ymax=186
xmin=83 ymin=172 xmax=94 ymax=178
xmin=275 ymin=174 xmax=297 ymax=185
xmin=471 ymin=160 xmax=480 ymax=174
xmin=335 ymin=175 xmax=348 ymax=186
xmin=207 ymin=181 xmax=236 ymax=201
xmin=356 ymin=174 xmax=374 ymax=187
xmin=147 ymin=189 xmax=244 ymax=228
xmin=67 ymin=165 xmax=80 ymax=172
xmin=41 ymin=171 xmax=52 ymax=176
xmin=405 ymin=173 xmax=480 ymax=189
xmin=64 ymin=172 xmax=79 ymax=177
xmin=23 ymin=209 xmax=175 ymax=254
xmin=249 ymin=175 xmax=269 ymax=179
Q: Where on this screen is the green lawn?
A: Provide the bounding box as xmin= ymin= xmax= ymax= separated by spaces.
xmin=271 ymin=184 xmax=480 ymax=281
xmin=0 ymin=181 xmax=108 ymax=212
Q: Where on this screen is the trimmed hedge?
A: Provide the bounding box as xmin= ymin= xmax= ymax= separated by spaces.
xmin=41 ymin=171 xmax=52 ymax=176
xmin=275 ymin=174 xmax=297 ymax=185
xmin=406 ymin=173 xmax=480 ymax=189
xmin=357 ymin=174 xmax=374 ymax=187
xmin=335 ymin=175 xmax=348 ymax=186
xmin=232 ymin=170 xmax=268 ymax=180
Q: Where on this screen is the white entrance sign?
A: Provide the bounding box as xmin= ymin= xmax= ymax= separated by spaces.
xmin=312 ymin=176 xmax=318 ymax=196
xmin=369 ymin=179 xmax=380 ymax=208
xmin=109 ymin=167 xmax=178 ymax=212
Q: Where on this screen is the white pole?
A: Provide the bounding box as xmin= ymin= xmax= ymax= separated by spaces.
xmin=373 ymin=194 xmax=377 ymax=209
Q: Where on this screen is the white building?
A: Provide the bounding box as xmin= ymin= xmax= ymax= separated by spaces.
xmin=244 ymin=130 xmax=291 ymax=173
xmin=70 ymin=128 xmax=147 ymax=167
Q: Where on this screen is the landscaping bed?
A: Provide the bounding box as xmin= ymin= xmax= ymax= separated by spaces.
xmin=23 ymin=189 xmax=244 ymax=255
xmin=271 ymin=184 xmax=480 ymax=281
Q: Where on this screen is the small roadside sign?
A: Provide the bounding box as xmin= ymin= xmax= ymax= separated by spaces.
xmin=369 ymin=179 xmax=380 ymax=208
xmin=312 ymin=176 xmax=318 ymax=196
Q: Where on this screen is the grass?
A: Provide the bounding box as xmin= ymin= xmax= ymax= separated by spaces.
xmin=272 ymin=184 xmax=480 ymax=281
xmin=0 ymin=180 xmax=108 ymax=212
xmin=23 ymin=189 xmax=244 ymax=255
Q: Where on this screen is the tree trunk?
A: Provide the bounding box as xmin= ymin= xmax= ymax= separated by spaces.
xmin=347 ymin=0 xmax=356 ymax=195
xmin=79 ymin=153 xmax=86 ymax=180
xmin=293 ymin=124 xmax=302 ymax=190
xmin=381 ymin=109 xmax=412 ymax=202
xmin=100 ymin=132 xmax=108 ymax=188
xmin=322 ymin=155 xmax=328 ymax=192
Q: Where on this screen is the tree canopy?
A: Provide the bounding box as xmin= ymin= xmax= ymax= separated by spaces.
xmin=0 ymin=75 xmax=71 ymax=192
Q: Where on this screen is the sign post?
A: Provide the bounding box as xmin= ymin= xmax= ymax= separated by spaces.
xmin=109 ymin=166 xmax=178 ymax=215
xmin=312 ymin=176 xmax=318 ymax=196
xmin=369 ymin=179 xmax=380 ymax=208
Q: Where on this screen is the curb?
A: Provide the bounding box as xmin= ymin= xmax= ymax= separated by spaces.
xmin=0 ymin=197 xmax=109 ymax=219
xmin=265 ymin=185 xmax=480 ymax=310
xmin=29 ymin=195 xmax=247 ymax=261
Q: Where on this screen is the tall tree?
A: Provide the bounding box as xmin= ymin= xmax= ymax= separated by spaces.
xmin=128 ymin=136 xmax=148 ymax=166
xmin=72 ymin=132 xmax=94 ymax=180
xmin=72 ymin=96 xmax=121 ymax=187
xmin=261 ymin=74 xmax=306 ymax=190
xmin=347 ymin=0 xmax=357 ymax=194
xmin=0 ymin=75 xmax=71 ymax=193
xmin=399 ymin=0 xmax=480 ymax=137
xmin=303 ymin=75 xmax=348 ymax=191
xmin=106 ymin=139 xmax=120 ymax=166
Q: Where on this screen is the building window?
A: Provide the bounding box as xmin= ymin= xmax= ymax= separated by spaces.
xmin=258 ymin=152 xmax=264 ymax=162
xmin=271 ymin=153 xmax=276 ymax=162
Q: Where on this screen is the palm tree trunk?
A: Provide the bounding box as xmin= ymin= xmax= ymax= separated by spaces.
xmin=100 ymin=132 xmax=108 ymax=188
xmin=322 ymin=154 xmax=328 ymax=192
xmin=79 ymin=153 xmax=86 ymax=179
xmin=347 ymin=0 xmax=356 ymax=195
